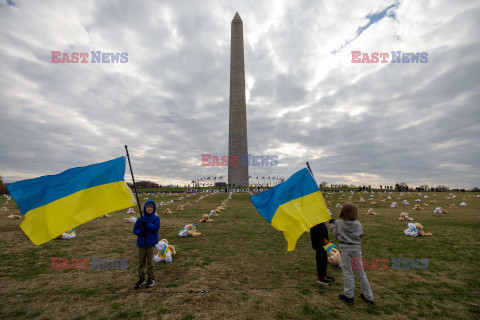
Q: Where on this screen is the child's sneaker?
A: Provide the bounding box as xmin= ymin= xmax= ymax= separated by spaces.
xmin=360 ymin=294 xmax=374 ymax=305
xmin=317 ymin=276 xmax=333 ymax=285
xmin=325 ymin=275 xmax=335 ymax=282
xmin=134 ymin=278 xmax=145 ymax=289
xmin=145 ymin=279 xmax=155 ymax=288
xmin=338 ymin=294 xmax=354 ymax=305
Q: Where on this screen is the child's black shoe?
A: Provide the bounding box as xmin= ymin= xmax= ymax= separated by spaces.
xmin=325 ymin=275 xmax=335 ymax=282
xmin=338 ymin=294 xmax=354 ymax=305
xmin=134 ymin=278 xmax=145 ymax=289
xmin=145 ymin=279 xmax=155 ymax=288
xmin=360 ymin=294 xmax=374 ymax=305
xmin=317 ymin=276 xmax=333 ymax=285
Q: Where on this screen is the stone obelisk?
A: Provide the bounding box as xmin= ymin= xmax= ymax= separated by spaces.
xmin=228 ymin=12 xmax=249 ymax=187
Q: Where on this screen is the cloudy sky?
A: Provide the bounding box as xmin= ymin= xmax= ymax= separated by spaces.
xmin=1 ymin=0 xmax=479 ymax=189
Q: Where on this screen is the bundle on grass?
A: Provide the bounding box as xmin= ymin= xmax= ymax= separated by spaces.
xmin=153 ymin=239 xmax=176 ymax=263
xmin=413 ymin=204 xmax=423 ymax=210
xmin=164 ymin=208 xmax=173 ymax=214
xmin=366 ymin=208 xmax=378 ymax=215
xmin=199 ymin=214 xmax=213 ymax=223
xmin=7 ymin=214 xmax=21 ymax=219
xmin=178 ymin=224 xmax=201 ymax=237
xmin=434 ymin=207 xmax=448 ymax=214
xmin=399 ymin=212 xmax=413 ymax=221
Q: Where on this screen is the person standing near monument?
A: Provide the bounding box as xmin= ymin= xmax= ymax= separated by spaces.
xmin=133 ymin=200 xmax=160 ymax=289
xmin=310 ymin=222 xmax=335 ymax=285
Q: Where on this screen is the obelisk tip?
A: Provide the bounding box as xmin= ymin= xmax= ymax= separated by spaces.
xmin=232 ymin=12 xmax=242 ymax=23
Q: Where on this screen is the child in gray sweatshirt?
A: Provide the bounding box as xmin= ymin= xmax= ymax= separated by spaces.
xmin=329 ymin=203 xmax=374 ymax=305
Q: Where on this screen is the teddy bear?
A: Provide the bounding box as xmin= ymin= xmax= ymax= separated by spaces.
xmin=449 ymin=204 xmax=457 ymax=209
xmin=102 ymin=214 xmax=111 ymax=218
xmin=390 ymin=202 xmax=398 ymax=208
xmin=336 ymin=203 xmax=341 ymax=208
xmin=178 ymin=224 xmax=201 ymax=237
xmin=423 ymin=203 xmax=429 ymax=207
xmin=434 ymin=207 xmax=448 ymax=214
xmin=57 ymin=229 xmax=76 ymax=239
xmin=404 ymin=223 xmax=418 ymax=237
xmin=176 ymin=205 xmax=185 ymax=211
xmin=124 ymin=216 xmax=137 ymax=223
xmin=323 ymin=240 xmax=341 ymax=268
xmin=1 ymin=206 xmax=9 ymax=212
xmin=359 ymin=197 xmax=365 ymax=202
xmin=7 ymin=214 xmax=21 ymax=219
xmin=366 ymin=208 xmax=378 ymax=215
xmin=153 ymin=239 xmax=176 ymax=263
xmin=199 ymin=214 xmax=213 ymax=223
xmin=126 ymin=208 xmax=136 ymax=214
xmin=194 ymin=200 xmax=199 ymax=204
xmin=414 ymin=223 xmax=432 ymax=236
xmin=399 ymin=212 xmax=413 ymax=221
xmin=185 ymin=202 xmax=191 ymax=207
xmin=370 ymin=201 xmax=377 ymax=205
xmin=164 ymin=208 xmax=173 ymax=214
xmin=209 ymin=209 xmax=218 ymax=217
xmin=413 ymin=204 xmax=423 ymax=210
xmin=403 ymin=200 xmax=410 ymax=205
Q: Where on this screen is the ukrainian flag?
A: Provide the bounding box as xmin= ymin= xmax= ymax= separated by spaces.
xmin=7 ymin=157 xmax=135 ymax=245
xmin=250 ymin=168 xmax=330 ymax=251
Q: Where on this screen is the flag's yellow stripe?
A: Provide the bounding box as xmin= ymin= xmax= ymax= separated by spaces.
xmin=20 ymin=181 xmax=134 ymax=245
xmin=271 ymin=191 xmax=330 ymax=251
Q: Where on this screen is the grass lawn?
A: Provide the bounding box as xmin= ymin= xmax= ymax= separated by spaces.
xmin=0 ymin=190 xmax=479 ymax=319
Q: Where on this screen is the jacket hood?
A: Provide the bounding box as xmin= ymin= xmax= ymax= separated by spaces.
xmin=342 ymin=220 xmax=358 ymax=231
xmin=144 ymin=200 xmax=157 ymax=215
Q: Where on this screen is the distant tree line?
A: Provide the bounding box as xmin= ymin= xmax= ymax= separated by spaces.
xmin=0 ymin=177 xmax=7 ymax=194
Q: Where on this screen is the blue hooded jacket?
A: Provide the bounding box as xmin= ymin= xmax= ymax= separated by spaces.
xmin=133 ymin=200 xmax=160 ymax=247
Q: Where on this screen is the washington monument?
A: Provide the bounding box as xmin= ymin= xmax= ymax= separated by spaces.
xmin=228 ymin=12 xmax=249 ymax=187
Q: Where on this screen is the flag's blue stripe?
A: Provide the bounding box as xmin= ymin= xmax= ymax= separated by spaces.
xmin=7 ymin=157 xmax=126 ymax=215
xmin=250 ymin=168 xmax=319 ymax=223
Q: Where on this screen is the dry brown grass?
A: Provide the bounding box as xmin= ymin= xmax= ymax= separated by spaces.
xmin=0 ymin=191 xmax=479 ymax=319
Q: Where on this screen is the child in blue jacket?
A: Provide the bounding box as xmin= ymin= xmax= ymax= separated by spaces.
xmin=133 ymin=200 xmax=160 ymax=289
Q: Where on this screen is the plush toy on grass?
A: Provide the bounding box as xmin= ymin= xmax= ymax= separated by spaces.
xmin=1 ymin=207 xmax=9 ymax=212
xmin=57 ymin=229 xmax=76 ymax=239
xmin=414 ymin=223 xmax=432 ymax=236
xmin=449 ymin=204 xmax=457 ymax=209
xmin=359 ymin=197 xmax=365 ymax=202
xmin=403 ymin=200 xmax=410 ymax=205
xmin=102 ymin=214 xmax=111 ymax=218
xmin=399 ymin=212 xmax=413 ymax=221
xmin=404 ymin=223 xmax=418 ymax=237
xmin=413 ymin=204 xmax=423 ymax=210
xmin=178 ymin=224 xmax=201 ymax=237
xmin=124 ymin=216 xmax=137 ymax=223
xmin=185 ymin=202 xmax=191 ymax=207
xmin=153 ymin=239 xmax=176 ymax=263
xmin=460 ymin=202 xmax=467 ymax=206
xmin=434 ymin=207 xmax=448 ymax=214
xmin=164 ymin=208 xmax=173 ymax=214
xmin=7 ymin=214 xmax=21 ymax=219
xmin=176 ymin=205 xmax=184 ymax=211
xmin=199 ymin=214 xmax=214 ymax=223
xmin=366 ymin=208 xmax=378 ymax=215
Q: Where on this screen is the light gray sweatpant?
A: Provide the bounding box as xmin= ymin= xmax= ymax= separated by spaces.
xmin=340 ymin=251 xmax=374 ymax=301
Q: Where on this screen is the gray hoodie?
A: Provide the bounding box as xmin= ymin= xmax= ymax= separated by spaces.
xmin=329 ymin=219 xmax=363 ymax=252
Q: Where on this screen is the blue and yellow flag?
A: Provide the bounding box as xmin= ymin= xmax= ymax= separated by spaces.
xmin=7 ymin=157 xmax=135 ymax=245
xmin=250 ymin=168 xmax=330 ymax=251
